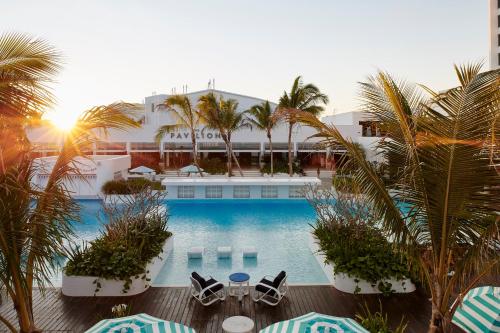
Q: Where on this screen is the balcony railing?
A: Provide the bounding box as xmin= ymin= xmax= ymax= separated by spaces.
xmin=198 ymin=142 xmax=226 ymax=151
xmin=96 ymin=142 xmax=127 ymax=151
xmin=130 ymin=142 xmax=159 ymax=151
xmin=164 ymin=142 xmax=193 ymax=150
xmin=232 ymin=142 xmax=260 ymax=151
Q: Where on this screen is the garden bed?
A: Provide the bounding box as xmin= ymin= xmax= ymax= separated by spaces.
xmin=62 ymin=236 xmax=173 ymax=297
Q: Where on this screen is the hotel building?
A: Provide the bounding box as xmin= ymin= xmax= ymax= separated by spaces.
xmin=28 ymin=89 xmax=383 ymax=172
xmin=490 ymin=0 xmax=500 ymax=69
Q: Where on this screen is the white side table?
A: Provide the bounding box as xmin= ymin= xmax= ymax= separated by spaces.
xmin=222 ymin=316 xmax=254 ymax=333
xmin=228 ymin=273 xmax=250 ymax=302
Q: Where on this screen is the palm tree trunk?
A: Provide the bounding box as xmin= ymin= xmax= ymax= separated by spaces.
xmin=287 ymin=121 xmax=294 ymax=176
xmin=268 ymin=131 xmax=273 ymax=177
xmin=230 ymin=148 xmax=244 ymax=177
xmin=428 ymin=281 xmax=448 ymax=333
xmin=191 ymin=132 xmax=203 ymax=177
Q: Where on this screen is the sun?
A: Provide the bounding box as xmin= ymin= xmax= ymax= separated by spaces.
xmin=46 ymin=111 xmax=79 ymax=132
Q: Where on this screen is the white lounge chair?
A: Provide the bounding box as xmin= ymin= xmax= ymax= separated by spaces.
xmin=189 ymin=272 xmax=226 ymax=306
xmin=252 ymin=271 xmax=288 ymax=306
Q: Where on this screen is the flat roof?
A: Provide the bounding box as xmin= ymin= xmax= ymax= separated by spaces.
xmin=161 ymin=176 xmax=321 ymax=186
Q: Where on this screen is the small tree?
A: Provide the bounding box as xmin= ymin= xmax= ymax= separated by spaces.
xmin=278 ymin=76 xmax=328 ymax=176
xmin=299 ymin=64 xmax=500 ymax=332
xmin=198 ymin=92 xmax=251 ymax=176
xmin=247 ymin=101 xmax=279 ymax=176
xmin=155 ymin=95 xmax=204 ymax=174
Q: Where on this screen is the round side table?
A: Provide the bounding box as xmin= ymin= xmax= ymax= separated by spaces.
xmin=228 ymin=272 xmax=250 ymax=302
xmin=222 ymin=316 xmax=254 ymax=333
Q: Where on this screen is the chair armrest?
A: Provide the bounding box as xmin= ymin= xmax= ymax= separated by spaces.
xmin=255 ymin=281 xmax=281 ymax=298
xmin=263 ymin=275 xmax=275 ymax=280
xmin=201 ymin=281 xmax=224 ymax=296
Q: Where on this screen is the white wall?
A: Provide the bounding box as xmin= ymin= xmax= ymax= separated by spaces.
xmin=32 ymin=155 xmax=131 ymax=197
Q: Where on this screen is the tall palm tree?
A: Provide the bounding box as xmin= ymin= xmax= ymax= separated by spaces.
xmin=278 ymin=76 xmax=329 ymax=176
xmin=198 ymin=92 xmax=251 ymax=176
xmin=247 ymin=101 xmax=279 ymax=176
xmin=0 ymin=32 xmax=140 ymax=333
xmin=298 ymin=64 xmax=500 ymax=333
xmin=155 ymin=95 xmax=203 ymax=175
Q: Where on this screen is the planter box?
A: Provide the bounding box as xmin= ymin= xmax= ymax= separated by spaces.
xmin=332 ymin=271 xmax=415 ymax=294
xmin=309 ymin=234 xmax=415 ymax=294
xmin=62 ymin=236 xmax=173 ymax=297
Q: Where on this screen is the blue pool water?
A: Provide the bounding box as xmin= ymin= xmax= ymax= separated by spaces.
xmin=63 ymin=199 xmax=329 ymax=286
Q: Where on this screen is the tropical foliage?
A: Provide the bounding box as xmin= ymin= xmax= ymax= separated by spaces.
xmin=0 ymin=32 xmax=139 ymax=332
xmin=155 ymin=95 xmax=204 ymax=174
xmin=308 ymin=187 xmax=413 ymax=294
xmin=298 ymin=64 xmax=500 ymax=332
xmin=65 ymin=189 xmax=171 ymax=293
xmin=278 ymin=76 xmax=329 ymax=176
xmin=198 ymin=92 xmax=251 ymax=176
xmin=247 ymin=101 xmax=279 ymax=175
xmin=356 ymin=301 xmax=408 ymax=333
xmin=101 ymin=178 xmax=162 ymax=194
xmin=199 ymin=156 xmax=227 ymax=175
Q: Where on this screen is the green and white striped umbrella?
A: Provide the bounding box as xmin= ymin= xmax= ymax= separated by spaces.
xmin=86 ymin=313 xmax=195 ymax=333
xmin=452 ymin=286 xmax=500 ymax=333
xmin=260 ymin=312 xmax=369 ymax=333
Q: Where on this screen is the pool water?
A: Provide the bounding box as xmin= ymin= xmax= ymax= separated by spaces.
xmin=63 ymin=199 xmax=329 ymax=286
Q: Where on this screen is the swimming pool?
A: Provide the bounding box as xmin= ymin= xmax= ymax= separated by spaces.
xmin=63 ymin=199 xmax=329 ymax=286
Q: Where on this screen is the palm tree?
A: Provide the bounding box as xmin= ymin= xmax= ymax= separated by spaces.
xmin=247 ymin=101 xmax=279 ymax=176
xmin=278 ymin=76 xmax=329 ymax=176
xmin=198 ymin=92 xmax=251 ymax=176
xmin=298 ymin=64 xmax=500 ymax=333
xmin=155 ymin=95 xmax=203 ymax=175
xmin=0 ymin=32 xmax=140 ymax=333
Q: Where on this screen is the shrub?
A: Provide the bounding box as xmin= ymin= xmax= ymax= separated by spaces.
xmin=307 ymin=187 xmax=413 ymax=294
xmin=102 ymin=178 xmax=162 ymax=194
xmin=65 ymin=189 xmax=171 ymax=293
xmin=356 ymin=301 xmax=407 ymax=333
xmin=260 ymin=159 xmax=303 ymax=175
xmin=199 ymin=157 xmax=227 ymax=175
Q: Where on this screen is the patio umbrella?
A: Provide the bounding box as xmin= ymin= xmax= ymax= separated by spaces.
xmin=452 ymin=286 xmax=500 ymax=333
xmin=260 ymin=312 xmax=368 ymax=333
xmin=85 ymin=313 xmax=195 ymax=333
xmin=179 ymin=164 xmax=204 ymax=174
xmin=129 ymin=166 xmax=155 ymax=174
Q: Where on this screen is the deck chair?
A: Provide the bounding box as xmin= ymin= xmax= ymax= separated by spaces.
xmin=252 ymin=271 xmax=288 ymax=306
xmin=189 ymin=272 xmax=225 ymax=306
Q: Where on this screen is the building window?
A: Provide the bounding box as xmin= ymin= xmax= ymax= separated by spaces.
xmin=261 ymin=185 xmax=278 ymax=198
xmin=233 ymin=185 xmax=250 ymax=198
xmin=498 ymin=15 xmax=500 ymax=27
xmin=205 ymin=186 xmax=223 ymax=198
xmin=178 ymin=186 xmax=194 ymax=198
xmin=498 ymin=34 xmax=500 ymax=47
xmin=289 ymin=186 xmax=306 ymax=198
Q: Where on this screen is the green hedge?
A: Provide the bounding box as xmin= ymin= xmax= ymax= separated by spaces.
xmin=102 ymin=178 xmax=162 ymax=194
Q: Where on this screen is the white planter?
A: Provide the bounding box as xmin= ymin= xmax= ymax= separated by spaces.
xmin=309 ymin=234 xmax=415 ymax=294
xmin=62 ymin=236 xmax=173 ymax=297
xmin=332 ymin=270 xmax=415 ymax=294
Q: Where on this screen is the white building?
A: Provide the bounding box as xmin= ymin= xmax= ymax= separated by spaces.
xmin=490 ymin=0 xmax=500 ymax=69
xmin=32 ymin=155 xmax=131 ymax=197
xmin=28 ymin=89 xmax=383 ymax=171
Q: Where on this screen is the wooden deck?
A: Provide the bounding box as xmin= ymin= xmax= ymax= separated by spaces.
xmin=0 ymin=286 xmax=440 ymax=333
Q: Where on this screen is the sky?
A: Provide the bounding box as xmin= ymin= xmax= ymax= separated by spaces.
xmin=1 ymin=0 xmax=491 ymax=126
